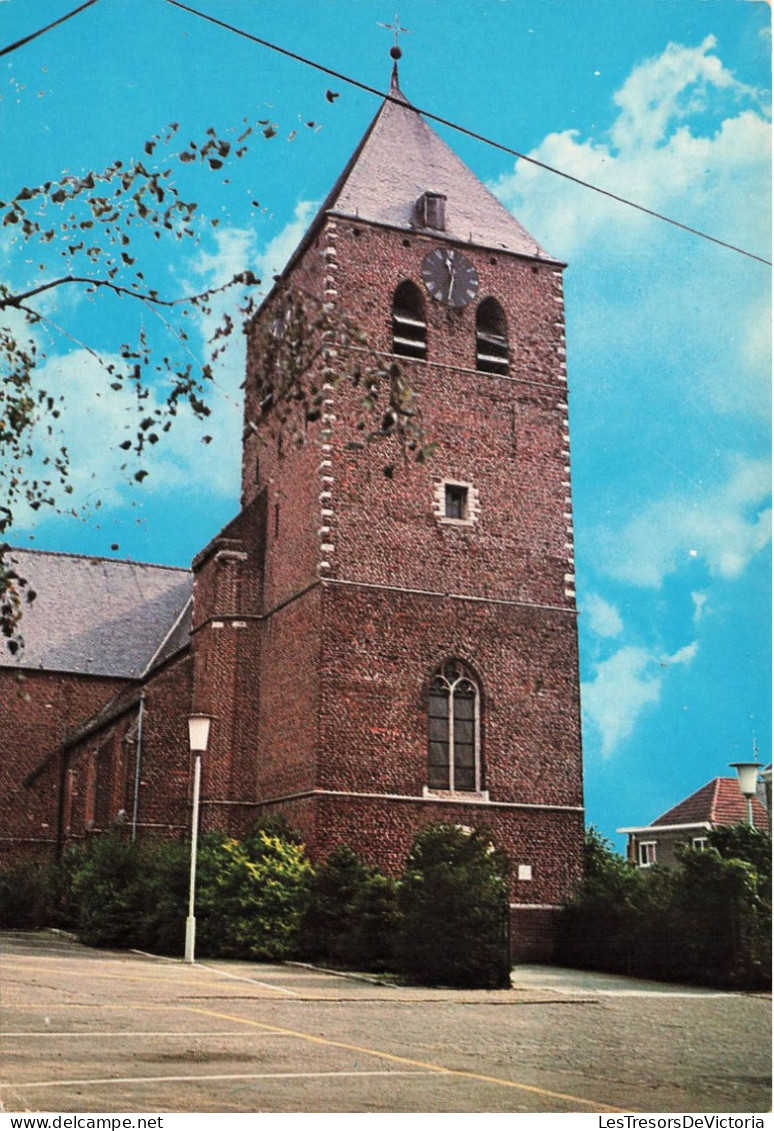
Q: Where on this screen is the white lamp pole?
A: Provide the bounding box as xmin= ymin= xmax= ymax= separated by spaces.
xmin=729 ymin=761 xmax=760 ymax=828
xmin=185 ymin=713 xmax=213 ymax=964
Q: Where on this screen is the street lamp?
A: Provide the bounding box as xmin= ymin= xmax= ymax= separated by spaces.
xmin=185 ymin=713 xmax=213 ymax=963
xmin=729 ymin=761 xmax=760 ymax=828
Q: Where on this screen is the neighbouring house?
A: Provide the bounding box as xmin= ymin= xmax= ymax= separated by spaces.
xmin=618 ymin=776 xmax=770 ymax=869
xmin=0 ymin=54 xmax=585 ymax=961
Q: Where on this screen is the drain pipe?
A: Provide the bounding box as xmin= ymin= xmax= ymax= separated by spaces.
xmin=130 ymin=691 xmax=146 ymax=841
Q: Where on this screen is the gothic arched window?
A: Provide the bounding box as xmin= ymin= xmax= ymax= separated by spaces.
xmin=392 ymin=280 xmax=427 ymax=360
xmin=427 ymin=660 xmax=481 ymax=792
xmin=475 ymin=297 xmax=509 ymax=374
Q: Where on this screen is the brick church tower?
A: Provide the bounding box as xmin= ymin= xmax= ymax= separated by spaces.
xmin=190 ymin=58 xmax=585 ymax=957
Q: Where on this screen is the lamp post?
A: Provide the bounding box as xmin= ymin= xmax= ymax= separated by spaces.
xmin=185 ymin=713 xmax=213 ymax=964
xmin=729 ymin=761 xmax=760 ymax=828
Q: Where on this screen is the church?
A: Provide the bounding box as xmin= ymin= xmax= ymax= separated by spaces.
xmin=0 ymin=56 xmax=585 ymax=960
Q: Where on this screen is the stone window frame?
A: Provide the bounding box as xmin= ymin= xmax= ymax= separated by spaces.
xmin=424 ymin=659 xmax=487 ymax=799
xmin=432 ymin=478 xmax=479 ymax=527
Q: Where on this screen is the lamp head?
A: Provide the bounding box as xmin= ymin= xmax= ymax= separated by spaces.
xmin=188 ymin=713 xmax=213 ymax=754
xmin=729 ymin=761 xmax=760 ymax=799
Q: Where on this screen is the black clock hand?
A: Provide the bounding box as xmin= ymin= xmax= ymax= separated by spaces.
xmin=445 ymin=254 xmax=455 ymax=302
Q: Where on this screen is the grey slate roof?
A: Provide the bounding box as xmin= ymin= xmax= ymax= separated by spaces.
xmin=3 ymin=549 xmax=192 ymax=679
xmin=276 ymin=66 xmax=557 ymax=293
xmin=325 ymin=69 xmax=555 ymax=260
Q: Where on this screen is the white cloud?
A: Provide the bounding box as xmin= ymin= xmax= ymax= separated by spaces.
xmin=609 ymin=36 xmax=751 ymax=153
xmin=182 ymin=203 xmax=318 ymax=372
xmin=6 ymin=346 xmax=241 ymax=530
xmin=691 ymin=590 xmax=709 ymax=623
xmin=582 ymin=592 xmax=623 ymax=637
xmin=253 ymin=200 xmax=318 ymax=286
xmin=596 ymin=455 xmax=771 ymax=588
xmin=582 ymin=640 xmax=698 ymax=757
xmin=492 ymin=37 xmax=771 ymax=261
xmin=189 ymin=226 xmax=259 ymax=289
xmin=667 ymin=641 xmax=699 ymax=666
xmin=6 ymin=206 xmax=323 ymax=534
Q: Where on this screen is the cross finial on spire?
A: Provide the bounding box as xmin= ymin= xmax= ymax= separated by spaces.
xmin=378 ymin=13 xmax=410 ymax=60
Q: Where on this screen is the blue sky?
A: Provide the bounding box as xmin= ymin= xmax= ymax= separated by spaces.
xmin=2 ymin=0 xmax=770 ymax=847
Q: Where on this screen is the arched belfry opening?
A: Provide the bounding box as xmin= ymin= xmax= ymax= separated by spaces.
xmin=392 ymin=280 xmax=427 ymax=360
xmin=475 ymin=298 xmax=509 ymax=374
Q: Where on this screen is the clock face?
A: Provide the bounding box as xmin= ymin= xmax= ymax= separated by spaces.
xmin=421 ymin=248 xmax=479 ymax=308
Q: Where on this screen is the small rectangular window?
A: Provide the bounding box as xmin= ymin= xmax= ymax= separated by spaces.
xmin=419 ymin=192 xmax=447 ymax=230
xmin=691 ymin=837 xmax=708 ymax=852
xmin=444 ymin=484 xmax=468 ymax=520
xmin=638 ymin=841 xmax=657 ymax=867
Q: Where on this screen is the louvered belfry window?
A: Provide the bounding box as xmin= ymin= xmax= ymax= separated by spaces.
xmin=475 ymin=297 xmax=509 ymax=374
xmin=427 ymin=660 xmax=481 ymax=792
xmin=392 ymin=280 xmax=427 ymax=360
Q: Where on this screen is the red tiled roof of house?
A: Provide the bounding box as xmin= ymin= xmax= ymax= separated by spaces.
xmin=652 ymin=777 xmax=769 ymax=831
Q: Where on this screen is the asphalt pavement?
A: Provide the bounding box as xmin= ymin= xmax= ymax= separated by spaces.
xmin=1 ymin=931 xmax=770 ymax=1114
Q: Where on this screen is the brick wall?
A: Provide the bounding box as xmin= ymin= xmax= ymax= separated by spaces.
xmin=317 ymin=585 xmax=582 ymax=806
xmin=6 ymin=650 xmax=197 ymax=860
xmin=234 ymin=212 xmax=584 ymax=939
xmin=0 ymin=668 xmax=123 ymax=862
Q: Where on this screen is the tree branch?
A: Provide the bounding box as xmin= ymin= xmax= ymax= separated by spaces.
xmin=1 ymin=271 xmax=258 ymax=311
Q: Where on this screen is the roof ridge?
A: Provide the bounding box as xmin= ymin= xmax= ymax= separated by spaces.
xmin=709 ymin=776 xmax=724 ymax=824
xmin=142 ymin=594 xmax=193 ymax=677
xmin=6 ymin=546 xmax=191 ymax=574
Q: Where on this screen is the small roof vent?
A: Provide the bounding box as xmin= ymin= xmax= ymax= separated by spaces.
xmin=416 ymin=191 xmax=447 ymax=231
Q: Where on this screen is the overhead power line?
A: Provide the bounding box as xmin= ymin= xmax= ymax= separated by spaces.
xmin=164 ymin=0 xmax=771 ymax=267
xmin=0 ymin=0 xmax=100 ymax=59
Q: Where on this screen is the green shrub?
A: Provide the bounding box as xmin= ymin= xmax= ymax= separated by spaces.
xmin=194 ymin=830 xmax=312 ymax=960
xmin=558 ymin=827 xmax=650 ymax=974
xmin=398 ymin=823 xmax=511 ymax=989
xmin=301 ymin=844 xmax=399 ymax=970
xmin=349 ymin=870 xmax=400 ymax=971
xmin=0 ymin=860 xmax=55 ymax=928
xmin=670 ymin=840 xmax=769 ymax=988
xmin=70 ymin=832 xmax=148 ymax=949
xmin=558 ymin=825 xmax=772 ymax=989
xmin=51 ymin=845 xmax=89 ymax=930
xmin=137 ymin=837 xmax=190 ymax=956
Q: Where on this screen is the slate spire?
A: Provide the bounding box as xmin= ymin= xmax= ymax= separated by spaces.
xmin=321 ymin=61 xmax=555 ymax=262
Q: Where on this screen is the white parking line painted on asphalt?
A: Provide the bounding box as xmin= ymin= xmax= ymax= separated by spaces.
xmin=192 ymin=961 xmax=301 ymax=996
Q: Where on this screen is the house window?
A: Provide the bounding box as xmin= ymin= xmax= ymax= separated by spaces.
xmin=392 ymin=281 xmax=427 ymax=360
xmin=427 ymin=660 xmax=481 ymax=793
xmin=444 ymin=483 xmax=468 ymax=520
xmin=638 ymin=841 xmax=657 ymax=867
xmin=691 ymin=837 xmax=708 ymax=852
xmin=476 ymin=297 xmax=509 ymax=374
